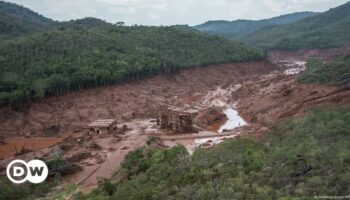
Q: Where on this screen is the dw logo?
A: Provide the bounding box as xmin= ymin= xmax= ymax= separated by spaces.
xmin=6 ymin=159 xmax=48 ymax=184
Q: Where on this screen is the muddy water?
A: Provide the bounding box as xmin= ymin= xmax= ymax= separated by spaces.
xmin=71 ymin=119 xmax=156 ymax=191
xmin=188 ymin=104 xmax=246 ymax=153
xmin=199 ymin=84 xmax=248 ymax=133
xmin=280 ymin=60 xmax=306 ymax=75
xmin=185 ymin=85 xmax=248 ymax=152
xmin=0 ymin=133 xmax=77 ymax=158
xmin=194 ymin=135 xmax=237 ymax=148
xmin=218 ymin=107 xmax=247 ymax=133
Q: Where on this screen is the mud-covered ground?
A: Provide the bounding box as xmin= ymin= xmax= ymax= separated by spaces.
xmin=0 ymin=61 xmax=273 ymax=137
xmin=0 ymin=47 xmax=349 ymax=193
xmin=0 ymin=61 xmax=276 ymax=191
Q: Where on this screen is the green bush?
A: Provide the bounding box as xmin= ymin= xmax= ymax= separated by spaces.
xmin=298 ymin=55 xmax=350 ymax=86
xmin=82 ymin=105 xmax=350 ymax=199
xmin=0 ymin=175 xmax=60 ymax=200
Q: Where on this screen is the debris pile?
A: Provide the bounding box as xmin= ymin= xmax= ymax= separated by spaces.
xmin=159 ymin=109 xmax=198 ymax=133
xmin=87 ymin=119 xmax=117 ymax=135
xmin=194 ymin=107 xmax=227 ymax=129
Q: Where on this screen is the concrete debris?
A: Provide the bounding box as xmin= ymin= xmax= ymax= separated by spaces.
xmin=87 ymin=119 xmax=117 ymax=135
xmin=159 ymin=109 xmax=198 ymax=133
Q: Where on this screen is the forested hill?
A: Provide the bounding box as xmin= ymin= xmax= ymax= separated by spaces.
xmin=193 ymin=12 xmax=318 ymax=39
xmin=0 ymin=1 xmax=55 ymax=37
xmin=59 ymin=17 xmax=110 ymax=29
xmin=0 ymin=1 xmax=264 ymax=105
xmin=242 ymin=2 xmax=350 ymax=50
xmin=0 ymin=25 xmax=264 ymax=105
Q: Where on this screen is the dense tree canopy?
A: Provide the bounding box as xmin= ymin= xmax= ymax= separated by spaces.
xmin=0 ymin=24 xmax=264 ymax=105
xmin=194 ymin=12 xmax=318 ymax=39
xmin=0 ymin=1 xmax=55 ymax=38
xmin=299 ymin=55 xmax=350 ymax=86
xmin=0 ymin=1 xmax=266 ymax=106
xmin=242 ymin=2 xmax=350 ymax=50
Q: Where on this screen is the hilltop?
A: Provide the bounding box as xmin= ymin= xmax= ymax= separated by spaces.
xmin=0 ymin=1 xmax=350 ymax=199
xmin=0 ymin=2 xmax=264 ymax=106
xmin=194 ymin=12 xmax=318 ymax=39
xmin=0 ymin=1 xmax=55 ymax=37
xmin=243 ymin=2 xmax=350 ymax=49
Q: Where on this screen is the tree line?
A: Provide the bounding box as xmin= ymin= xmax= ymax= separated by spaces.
xmin=0 ymin=25 xmax=265 ymax=105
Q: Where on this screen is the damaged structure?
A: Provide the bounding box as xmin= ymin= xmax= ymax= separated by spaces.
xmin=87 ymin=119 xmax=117 ymax=135
xmin=159 ymin=109 xmax=198 ymax=133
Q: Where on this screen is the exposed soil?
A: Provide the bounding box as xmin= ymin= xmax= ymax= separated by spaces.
xmin=0 ymin=61 xmax=273 ymax=137
xmin=0 ymin=47 xmax=349 ymax=193
xmin=0 ymin=61 xmax=276 ymax=192
xmin=268 ymin=47 xmax=350 ymax=62
xmin=194 ymin=107 xmax=227 ymax=129
xmin=236 ymin=75 xmax=350 ymax=131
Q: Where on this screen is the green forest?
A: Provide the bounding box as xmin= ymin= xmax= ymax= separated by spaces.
xmin=0 ymin=1 xmax=349 ymax=200
xmin=0 ymin=1 xmax=55 ymax=38
xmin=0 ymin=1 xmax=264 ymax=106
xmin=0 ymin=25 xmax=264 ymax=105
xmin=75 ymin=105 xmax=350 ymax=200
xmin=194 ymin=12 xmax=318 ymax=39
xmin=242 ymin=2 xmax=350 ymax=49
xmin=299 ymin=55 xmax=350 ymax=86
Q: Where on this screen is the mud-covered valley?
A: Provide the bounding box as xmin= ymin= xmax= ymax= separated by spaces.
xmin=0 ymin=48 xmax=349 ymax=193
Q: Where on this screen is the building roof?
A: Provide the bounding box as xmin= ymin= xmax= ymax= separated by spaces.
xmin=88 ymin=119 xmax=116 ymax=128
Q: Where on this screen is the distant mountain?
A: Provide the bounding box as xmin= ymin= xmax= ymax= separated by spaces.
xmin=243 ymin=2 xmax=350 ymax=50
xmin=194 ymin=12 xmax=318 ymax=39
xmin=0 ymin=1 xmax=55 ymax=37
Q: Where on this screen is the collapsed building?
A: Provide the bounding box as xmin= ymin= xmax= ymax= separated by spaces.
xmin=87 ymin=119 xmax=117 ymax=135
xmin=158 ymin=109 xmax=198 ymax=133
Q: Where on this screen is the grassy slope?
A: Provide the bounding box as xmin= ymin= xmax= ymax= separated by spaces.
xmin=80 ymin=105 xmax=350 ymax=200
xmin=242 ymin=2 xmax=350 ymax=50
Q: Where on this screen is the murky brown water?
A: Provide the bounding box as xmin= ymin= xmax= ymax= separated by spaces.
xmin=0 ymin=133 xmax=77 ymax=158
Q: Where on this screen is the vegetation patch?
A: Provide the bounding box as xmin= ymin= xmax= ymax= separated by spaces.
xmin=242 ymin=2 xmax=350 ymax=49
xmin=194 ymin=12 xmax=318 ymax=39
xmin=0 ymin=25 xmax=264 ymax=106
xmin=0 ymin=175 xmax=60 ymax=200
xmin=78 ymin=105 xmax=350 ymax=199
xmin=298 ymin=55 xmax=350 ymax=86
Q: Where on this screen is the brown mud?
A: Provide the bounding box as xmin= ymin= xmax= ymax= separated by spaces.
xmin=0 ymin=61 xmax=273 ymax=137
xmin=0 ymin=47 xmax=349 ymax=193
